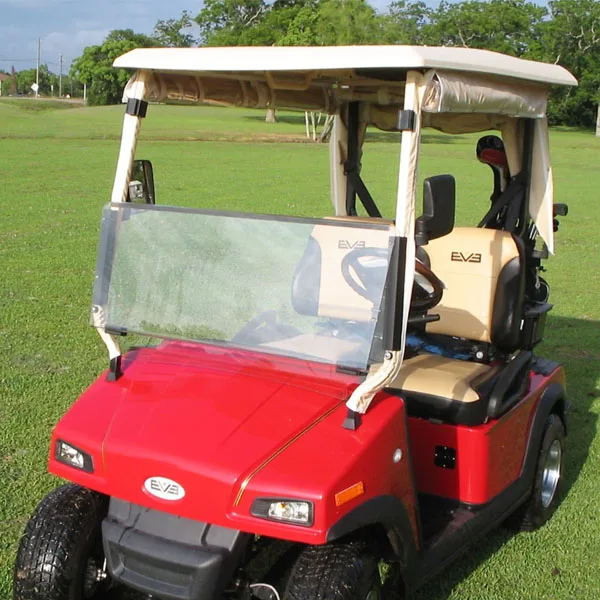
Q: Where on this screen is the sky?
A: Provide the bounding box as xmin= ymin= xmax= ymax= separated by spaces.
xmin=0 ymin=0 xmax=393 ymax=73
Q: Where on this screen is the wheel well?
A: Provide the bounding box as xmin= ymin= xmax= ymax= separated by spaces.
xmin=336 ymin=523 xmax=395 ymax=558
xmin=333 ymin=523 xmax=408 ymax=593
xmin=546 ymin=388 xmax=567 ymax=434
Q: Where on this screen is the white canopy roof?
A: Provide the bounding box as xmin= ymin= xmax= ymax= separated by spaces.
xmin=114 ymin=45 xmax=576 ymax=87
xmin=116 ymin=46 xmax=575 ymax=255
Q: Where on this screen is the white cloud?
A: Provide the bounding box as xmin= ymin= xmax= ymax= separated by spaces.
xmin=41 ymin=29 xmax=110 ymax=67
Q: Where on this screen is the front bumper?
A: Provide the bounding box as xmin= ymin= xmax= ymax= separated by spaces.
xmin=103 ymin=498 xmax=251 ymax=600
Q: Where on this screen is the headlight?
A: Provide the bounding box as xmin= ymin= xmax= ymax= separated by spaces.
xmin=251 ymin=498 xmax=313 ymax=526
xmin=55 ymin=440 xmax=94 ymax=473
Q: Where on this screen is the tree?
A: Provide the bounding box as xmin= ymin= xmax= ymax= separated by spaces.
xmin=538 ymin=0 xmax=600 ymax=128
xmin=195 ymin=0 xmax=382 ymax=47
xmin=153 ymin=10 xmax=198 ymax=47
xmin=70 ymin=29 xmax=155 ymax=106
xmin=277 ymin=3 xmax=321 ymax=45
xmin=313 ymin=0 xmax=384 ymax=45
xmin=382 ymin=1 xmax=433 ymax=45
xmin=427 ymin=0 xmax=546 ymax=57
xmin=15 ymin=65 xmax=57 ymax=95
xmin=195 ymin=0 xmax=269 ymax=46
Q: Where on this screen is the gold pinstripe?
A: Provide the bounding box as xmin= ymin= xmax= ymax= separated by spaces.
xmin=233 ymin=400 xmax=347 ymax=507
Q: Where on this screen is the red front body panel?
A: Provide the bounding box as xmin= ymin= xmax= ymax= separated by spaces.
xmin=49 ymin=342 xmax=419 ymax=545
xmin=407 ymin=369 xmax=566 ymax=504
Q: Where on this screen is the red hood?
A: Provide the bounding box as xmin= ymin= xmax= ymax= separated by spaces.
xmin=51 ymin=342 xmax=359 ymax=525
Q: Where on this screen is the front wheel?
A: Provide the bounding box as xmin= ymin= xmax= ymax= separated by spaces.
xmin=283 ymin=541 xmax=381 ymax=600
xmin=13 ymin=484 xmax=110 ymax=600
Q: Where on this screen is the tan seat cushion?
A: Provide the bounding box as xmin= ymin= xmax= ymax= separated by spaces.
xmin=385 ymin=354 xmax=492 ymax=403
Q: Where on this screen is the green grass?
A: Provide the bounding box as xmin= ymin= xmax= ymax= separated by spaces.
xmin=1 ymin=101 xmax=599 ymax=599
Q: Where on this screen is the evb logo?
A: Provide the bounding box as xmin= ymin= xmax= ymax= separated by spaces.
xmin=338 ymin=240 xmax=366 ymax=249
xmin=144 ymin=476 xmax=186 ymax=501
xmin=451 ymin=251 xmax=482 ymax=263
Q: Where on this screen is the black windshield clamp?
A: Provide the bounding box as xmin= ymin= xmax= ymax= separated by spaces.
xmin=105 ymin=326 xmax=128 ymax=337
xmin=397 ymin=110 xmax=416 ymax=131
xmin=343 ymin=408 xmax=362 ymax=431
xmin=126 ymin=98 xmax=148 ymax=118
xmin=106 ymin=355 xmax=123 ymax=381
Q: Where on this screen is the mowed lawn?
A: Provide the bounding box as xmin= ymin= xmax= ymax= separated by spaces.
xmin=0 ymin=99 xmax=599 ymax=599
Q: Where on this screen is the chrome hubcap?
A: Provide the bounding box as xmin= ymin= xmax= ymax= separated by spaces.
xmin=541 ymin=439 xmax=562 ymax=508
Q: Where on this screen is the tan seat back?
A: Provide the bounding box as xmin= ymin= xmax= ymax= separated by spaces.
xmin=425 ymin=227 xmax=524 ymax=348
xmin=292 ymin=220 xmax=394 ymax=322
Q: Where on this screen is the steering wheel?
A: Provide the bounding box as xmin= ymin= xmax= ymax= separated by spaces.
xmin=232 ymin=310 xmax=300 ymax=346
xmin=412 ymin=260 xmax=444 ymax=313
xmin=341 ymin=248 xmax=444 ymax=313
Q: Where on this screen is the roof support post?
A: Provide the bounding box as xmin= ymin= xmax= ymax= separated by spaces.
xmin=346 ymin=70 xmax=424 ymax=416
xmin=95 ymin=69 xmax=151 ymax=379
xmin=111 ymin=69 xmax=151 ymax=203
xmin=330 ymin=109 xmax=349 ymax=216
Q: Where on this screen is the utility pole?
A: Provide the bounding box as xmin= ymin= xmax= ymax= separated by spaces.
xmin=59 ymin=54 xmax=63 ymax=98
xmin=35 ymin=38 xmax=40 ymax=98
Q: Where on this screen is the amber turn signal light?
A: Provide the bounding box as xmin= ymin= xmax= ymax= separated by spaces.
xmin=334 ymin=482 xmax=364 ymax=507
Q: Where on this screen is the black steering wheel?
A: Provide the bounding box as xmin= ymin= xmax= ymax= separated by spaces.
xmin=341 ymin=248 xmax=444 ymax=313
xmin=412 ymin=260 xmax=444 ymax=313
xmin=232 ymin=310 xmax=301 ymax=346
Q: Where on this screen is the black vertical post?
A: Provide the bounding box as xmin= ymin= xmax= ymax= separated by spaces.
xmin=519 ymin=118 xmax=535 ymax=236
xmin=345 ymin=102 xmax=360 ymax=216
xmin=383 ymin=237 xmax=407 ymax=352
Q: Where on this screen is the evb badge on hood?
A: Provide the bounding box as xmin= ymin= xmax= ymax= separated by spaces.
xmin=144 ymin=476 xmax=186 ymax=501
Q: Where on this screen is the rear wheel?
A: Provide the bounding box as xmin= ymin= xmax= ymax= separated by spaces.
xmin=283 ymin=541 xmax=382 ymax=600
xmin=13 ymin=484 xmax=110 ymax=600
xmin=512 ymin=414 xmax=566 ymax=531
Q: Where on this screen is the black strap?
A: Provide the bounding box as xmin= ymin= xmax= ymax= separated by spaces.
xmin=126 ymin=98 xmax=148 ymax=118
xmin=344 ymin=162 xmax=382 ymax=218
xmin=478 ymin=172 xmax=526 ymax=230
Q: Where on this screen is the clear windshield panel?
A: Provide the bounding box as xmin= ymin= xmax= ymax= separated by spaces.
xmin=92 ymin=204 xmax=394 ymax=370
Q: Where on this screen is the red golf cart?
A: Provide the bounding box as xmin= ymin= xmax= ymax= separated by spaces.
xmin=13 ymin=46 xmax=576 ymax=600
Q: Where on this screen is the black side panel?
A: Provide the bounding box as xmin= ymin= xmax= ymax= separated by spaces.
xmin=491 ymin=236 xmax=526 ymax=351
xmin=103 ymin=499 xmax=250 ymax=600
xmin=291 ymin=236 xmax=322 ymax=316
xmin=326 ymin=495 xmax=419 ymax=586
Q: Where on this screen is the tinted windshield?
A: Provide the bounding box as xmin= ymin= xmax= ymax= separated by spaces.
xmin=92 ymin=204 xmax=394 ymax=370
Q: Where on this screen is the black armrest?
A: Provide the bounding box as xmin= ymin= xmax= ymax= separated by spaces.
xmin=487 ymin=351 xmax=533 ymax=420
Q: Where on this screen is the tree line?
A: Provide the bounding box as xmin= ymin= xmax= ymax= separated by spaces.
xmin=2 ymin=0 xmax=599 ymax=128
xmin=0 ymin=65 xmax=82 ymax=98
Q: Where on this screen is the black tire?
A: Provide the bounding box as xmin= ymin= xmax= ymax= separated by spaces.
xmin=283 ymin=541 xmax=381 ymax=600
xmin=13 ymin=484 xmax=110 ymax=600
xmin=512 ymin=414 xmax=566 ymax=531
